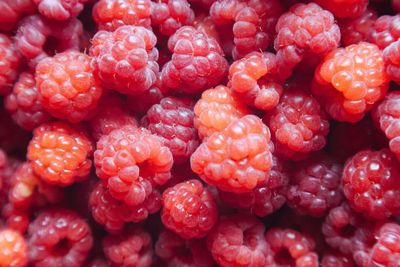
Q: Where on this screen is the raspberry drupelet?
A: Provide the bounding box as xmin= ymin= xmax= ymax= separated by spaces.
xmin=287 ymin=153 xmax=343 ymax=217
xmin=103 ymin=227 xmax=153 ymax=267
xmin=33 ymin=0 xmax=88 ymax=20
xmin=369 ymin=15 xmax=400 ymax=50
xmin=0 ymin=0 xmax=36 ymax=32
xmin=367 ymin=223 xmax=400 ymax=266
xmin=161 ymin=179 xmax=218 ymax=239
xmin=27 ymin=121 xmax=93 ymax=186
xmin=89 ymin=182 xmax=161 ymax=232
xmin=191 ymin=115 xmax=273 ymax=193
xmin=382 ymin=40 xmax=400 ymax=84
xmin=28 ymin=209 xmax=93 ymax=267
xmin=321 ymin=250 xmax=355 ymax=267
xmin=90 ymin=25 xmax=159 ymax=96
xmin=94 ymin=126 xmax=173 ymax=206
xmin=92 ymin=0 xmax=152 ymax=31
xmin=265 ymin=89 xmax=330 ymax=160
xmin=314 ymin=0 xmax=368 ymax=19
xmin=207 ymin=215 xmax=268 ymax=267
xmin=0 ymin=229 xmax=28 ymax=267
xmin=0 ymin=34 xmax=21 ymax=96
xmin=264 ymin=227 xmax=319 ymax=267
xmin=161 ymin=26 xmax=228 ymax=94
xmin=338 ymin=9 xmax=377 ymax=46
xmin=5 ymin=71 xmax=52 ymax=131
xmin=312 ymin=42 xmax=388 ymax=123
xmin=35 ymin=51 xmax=103 ymax=123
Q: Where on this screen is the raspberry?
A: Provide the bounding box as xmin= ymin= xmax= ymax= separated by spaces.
xmin=207 ymin=215 xmax=268 ymax=267
xmin=274 ymin=3 xmax=340 ymax=79
xmin=27 ymin=121 xmax=93 ymax=186
xmin=210 ymin=0 xmax=284 ymax=59
xmin=35 ymin=51 xmax=103 ymax=123
xmin=155 ymin=230 xmax=215 ymax=267
xmin=0 ymin=229 xmax=28 ymax=267
xmin=321 ymin=250 xmax=355 ymax=267
xmin=218 ymin=155 xmax=289 ymax=217
xmin=369 ymin=15 xmax=400 ymax=49
xmin=191 ymin=115 xmax=273 ymax=193
xmin=0 ymin=0 xmax=36 ymax=32
xmin=194 ymin=13 xmax=221 ymax=43
xmin=264 ymin=227 xmax=318 ymax=267
xmin=126 ymin=82 xmax=166 ymax=116
xmin=338 ymin=9 xmax=377 ymax=46
xmin=28 ymin=209 xmax=93 ymax=266
xmin=150 ymin=0 xmax=195 ymax=37
xmin=2 ymin=204 xmax=30 ymax=234
xmin=0 ymin=34 xmax=21 ymax=96
xmin=161 ymin=26 xmax=228 ymax=94
xmin=367 ymin=223 xmax=400 ymax=266
xmin=265 ymin=89 xmax=329 ymax=160
xmin=312 ymin=42 xmax=389 ymax=123
xmin=89 ymin=181 xmax=161 ymax=232
xmin=33 ymin=0 xmax=88 ymax=20
xmin=92 ymin=0 xmax=152 ymax=31
xmin=94 ymin=126 xmax=173 ymax=206
xmin=287 ymin=153 xmax=343 ymax=217
xmin=161 ymin=179 xmax=218 ymax=239
xmin=142 ymin=97 xmax=199 ymax=164
xmin=103 ymin=227 xmax=153 ymax=267
xmin=343 ymin=149 xmax=400 ymax=219
xmin=383 ymin=40 xmax=400 ymax=84
xmin=314 ymin=0 xmax=368 ymax=19
xmin=90 ymin=26 xmax=159 ymax=96
xmin=194 ymin=85 xmax=249 ymax=140
xmin=5 ymin=71 xmax=52 ymax=131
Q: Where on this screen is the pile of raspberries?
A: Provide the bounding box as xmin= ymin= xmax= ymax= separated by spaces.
xmin=2 ymin=0 xmax=400 ymax=266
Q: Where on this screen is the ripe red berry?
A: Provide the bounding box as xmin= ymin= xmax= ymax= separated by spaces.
xmin=33 ymin=0 xmax=88 ymax=20
xmin=315 ymin=0 xmax=368 ymax=19
xmin=0 ymin=0 xmax=36 ymax=32
xmin=338 ymin=9 xmax=377 ymax=46
xmin=369 ymin=15 xmax=400 ymax=49
xmin=126 ymin=81 xmax=167 ymax=116
xmin=382 ymin=40 xmax=400 ymax=84
xmin=0 ymin=34 xmax=21 ymax=96
xmin=367 ymin=223 xmax=400 ymax=266
xmin=0 ymin=229 xmax=28 ymax=267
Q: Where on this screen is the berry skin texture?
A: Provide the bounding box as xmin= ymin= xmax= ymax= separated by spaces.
xmin=0 ymin=34 xmax=21 ymax=96
xmin=0 ymin=229 xmax=28 ymax=267
xmin=314 ymin=0 xmax=368 ymax=19
xmin=287 ymin=154 xmax=343 ymax=217
xmin=94 ymin=126 xmax=173 ymax=206
xmin=312 ymin=42 xmax=389 ymax=123
xmin=343 ymin=149 xmax=400 ymax=219
xmin=161 ymin=179 xmax=218 ymax=239
xmin=28 ymin=209 xmax=93 ymax=267
xmin=367 ymin=223 xmax=400 ymax=267
xmin=191 ymin=115 xmax=273 ymax=193
xmin=265 ymin=227 xmax=318 ymax=267
xmin=90 ymin=25 xmax=159 ymax=96
xmin=5 ymin=71 xmax=52 ymax=131
xmin=27 ymin=121 xmax=93 ymax=186
xmin=0 ymin=0 xmax=36 ymax=32
xmin=322 ymin=250 xmax=355 ymax=267
xmin=33 ymin=0 xmax=87 ymax=20
xmin=161 ymin=26 xmax=228 ymax=94
xmin=369 ymin=15 xmax=400 ymax=50
xmin=92 ymin=0 xmax=152 ymax=31
xmin=383 ymin=40 xmax=400 ymax=84
xmin=142 ymin=97 xmax=199 ymax=164
xmin=338 ymin=9 xmax=377 ymax=46
xmin=103 ymin=227 xmax=153 ymax=267
xmin=194 ymin=85 xmax=249 ymax=140
xmin=207 ymin=215 xmax=268 ymax=267
xmin=265 ymin=89 xmax=329 ymax=160
xmin=35 ymin=51 xmax=103 ymax=123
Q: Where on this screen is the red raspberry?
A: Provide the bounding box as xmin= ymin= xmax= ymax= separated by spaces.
xmin=274 ymin=3 xmax=340 ymax=79
xmin=321 ymin=250 xmax=355 ymax=267
xmin=191 ymin=115 xmax=273 ymax=193
xmin=126 ymin=82 xmax=166 ymax=116
xmin=89 ymin=181 xmax=161 ymax=232
xmin=343 ymin=149 xmax=400 ymax=219
xmin=155 ymin=230 xmax=215 ymax=267
xmin=210 ymin=0 xmax=284 ymax=59
xmin=0 ymin=0 xmax=36 ymax=32
xmin=265 ymin=89 xmax=329 ymax=160
xmin=142 ymin=97 xmax=199 ymax=164
xmin=194 ymin=13 xmax=221 ymax=43
xmin=314 ymin=0 xmax=368 ymax=19
xmin=369 ymin=15 xmax=400 ymax=50
xmin=150 ymin=0 xmax=195 ymax=37
xmin=312 ymin=42 xmax=389 ymax=123
xmin=194 ymin=85 xmax=249 ymax=140
xmin=16 ymin=14 xmax=83 ymax=68
xmin=218 ymin=155 xmax=289 ymax=217
xmin=27 ymin=121 xmax=93 ymax=186
xmin=2 ymin=204 xmax=30 ymax=234
xmin=103 ymin=227 xmax=153 ymax=267
xmin=94 ymin=126 xmax=173 ymax=206
xmin=161 ymin=179 xmax=218 ymax=239
xmin=0 ymin=34 xmax=21 ymax=96
xmin=287 ymin=153 xmax=343 ymax=217
xmin=0 ymin=229 xmax=28 ymax=267
xmin=92 ymin=0 xmax=152 ymax=31
xmin=28 ymin=209 xmax=93 ymax=266
xmin=33 ymin=0 xmax=88 ymax=20
xmin=90 ymin=26 xmax=159 ymax=96
xmin=367 ymin=223 xmax=400 ymax=267
xmin=35 ymin=51 xmax=103 ymax=123
xmin=338 ymin=9 xmax=377 ymax=46
xmin=207 ymin=215 xmax=268 ymax=267
xmin=161 ymin=26 xmax=228 ymax=94
xmin=383 ymin=40 xmax=400 ymax=84
xmin=264 ymin=227 xmax=318 ymax=267
xmin=5 ymin=71 xmax=52 ymax=131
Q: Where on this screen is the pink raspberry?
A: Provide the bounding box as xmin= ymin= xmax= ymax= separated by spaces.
xmin=367 ymin=223 xmax=400 ymax=267
xmin=338 ymin=9 xmax=377 ymax=46
xmin=33 ymin=0 xmax=88 ymax=20
xmin=0 ymin=34 xmax=21 ymax=96
xmin=314 ymin=0 xmax=368 ymax=19
xmin=0 ymin=0 xmax=36 ymax=32
xmin=0 ymin=229 xmax=28 ymax=267
xmin=369 ymin=15 xmax=400 ymax=49
xmin=383 ymin=40 xmax=400 ymax=84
